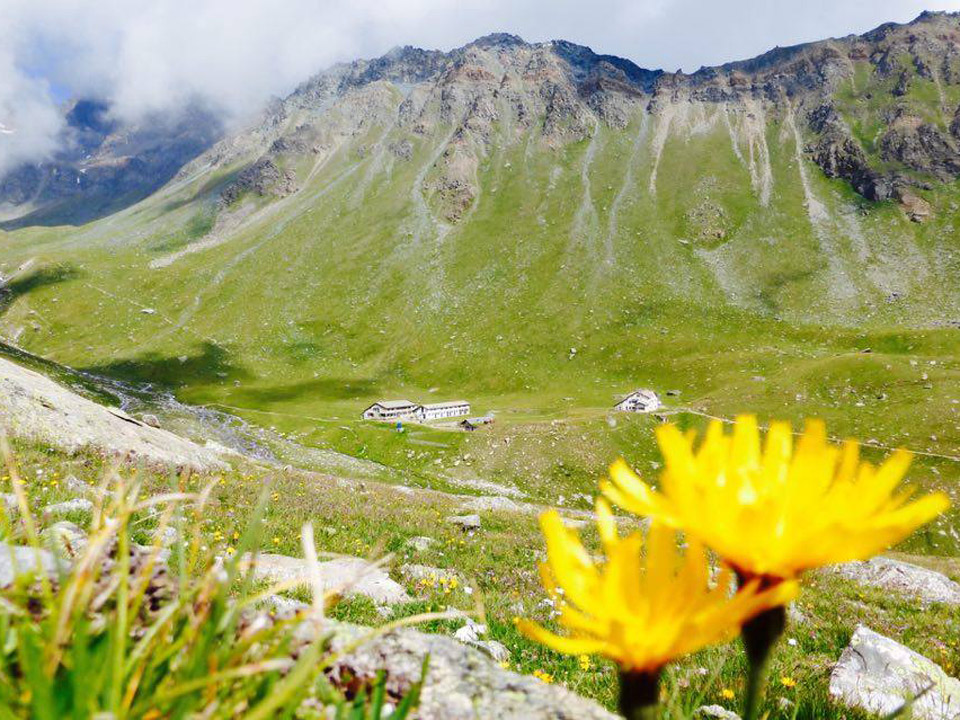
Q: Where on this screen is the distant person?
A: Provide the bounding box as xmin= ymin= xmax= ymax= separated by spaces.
xmin=396 ymin=420 xmax=403 ymax=433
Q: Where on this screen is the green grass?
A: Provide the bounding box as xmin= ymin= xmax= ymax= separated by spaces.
xmin=0 ymin=441 xmax=429 ymax=720
xmin=2 ymin=435 xmax=949 ymax=719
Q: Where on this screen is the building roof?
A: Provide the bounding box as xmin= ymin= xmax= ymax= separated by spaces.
xmin=621 ymin=389 xmax=659 ymax=400
xmin=421 ymin=401 xmax=469 ymax=409
xmin=369 ymin=400 xmax=418 ymax=409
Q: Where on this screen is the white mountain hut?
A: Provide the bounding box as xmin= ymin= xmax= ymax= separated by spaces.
xmin=361 ymin=400 xmax=421 ymax=421
xmin=614 ymin=389 xmax=662 ymax=413
xmin=417 ymin=401 xmax=471 ymax=422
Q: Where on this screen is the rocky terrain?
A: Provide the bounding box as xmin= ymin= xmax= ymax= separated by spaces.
xmin=0 ymin=356 xmax=224 ymax=469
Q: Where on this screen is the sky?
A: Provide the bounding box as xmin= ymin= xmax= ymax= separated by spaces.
xmin=2 ymin=0 xmax=960 ymax=175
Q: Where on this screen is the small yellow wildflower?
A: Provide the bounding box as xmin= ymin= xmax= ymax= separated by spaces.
xmin=518 ymin=505 xmax=796 ymax=673
xmin=578 ymin=654 xmax=592 ymax=671
xmin=780 ymin=676 xmax=796 ymax=688
xmin=603 ymin=416 xmax=949 ymax=580
xmin=721 ymin=688 xmax=735 ymax=700
xmin=272 ymin=536 xmax=280 ymax=545
xmin=532 ymin=669 xmax=553 ymax=684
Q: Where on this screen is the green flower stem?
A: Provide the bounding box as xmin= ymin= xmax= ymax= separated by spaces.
xmin=618 ymin=669 xmax=660 ymax=720
xmin=740 ymin=603 xmax=786 ymax=720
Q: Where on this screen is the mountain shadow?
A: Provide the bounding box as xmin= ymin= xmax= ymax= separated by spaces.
xmin=0 ymin=264 xmax=82 ymax=316
xmin=79 ymin=342 xmax=252 ymax=392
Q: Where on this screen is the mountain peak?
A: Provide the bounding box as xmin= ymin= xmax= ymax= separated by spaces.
xmin=468 ymin=33 xmax=526 ymax=50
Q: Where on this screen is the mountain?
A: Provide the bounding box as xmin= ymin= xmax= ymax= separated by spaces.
xmin=0 ymin=100 xmax=222 ymax=228
xmin=3 ymin=12 xmax=960 ymax=492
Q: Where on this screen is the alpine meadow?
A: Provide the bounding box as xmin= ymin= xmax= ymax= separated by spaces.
xmin=3 ymin=7 xmax=960 ymax=719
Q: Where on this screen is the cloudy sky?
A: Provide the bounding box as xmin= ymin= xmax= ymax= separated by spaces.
xmin=2 ymin=0 xmax=960 ymax=174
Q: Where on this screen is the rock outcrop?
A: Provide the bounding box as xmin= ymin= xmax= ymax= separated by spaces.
xmin=829 ymin=624 xmax=960 ymax=719
xmin=0 ymin=542 xmax=66 ymax=586
xmin=322 ymin=620 xmax=618 ymax=720
xmin=245 ymin=552 xmax=411 ymax=605
xmin=834 ymin=557 xmax=960 ymax=606
xmin=0 ymin=357 xmax=225 ymax=470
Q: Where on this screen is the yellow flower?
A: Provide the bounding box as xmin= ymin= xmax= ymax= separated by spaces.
xmin=721 ymin=688 xmax=735 ymax=700
xmin=533 ymin=669 xmax=554 ymax=684
xmin=603 ymin=416 xmax=949 ymax=580
xmin=518 ymin=506 xmax=796 ymax=674
xmin=780 ymin=676 xmax=796 ymax=688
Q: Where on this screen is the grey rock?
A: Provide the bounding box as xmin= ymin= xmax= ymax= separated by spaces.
xmin=132 ymin=543 xmax=172 ymax=564
xmin=0 ymin=542 xmax=68 ymax=586
xmin=322 ymin=620 xmax=618 ymax=719
xmin=460 ymin=495 xmax=525 ymax=513
xmin=246 ymin=553 xmax=411 ymax=605
xmin=141 ymin=414 xmax=161 ymax=428
xmin=42 ymin=498 xmax=94 ymax=518
xmin=262 ymin=594 xmax=310 ymax=618
xmin=62 ymin=474 xmax=94 ymax=497
xmin=0 ymin=357 xmax=225 ymax=471
xmin=787 ymin=603 xmax=808 ymax=625
xmin=834 ymin=557 xmax=960 ymax=606
xmin=829 ymin=624 xmax=960 ymax=719
xmin=41 ymin=521 xmax=87 ymax=557
xmin=406 ymin=536 xmax=435 ymax=552
xmin=447 ymin=514 xmax=481 ymax=531
xmin=695 ymin=706 xmax=741 ymax=719
xmin=452 ymin=619 xmax=487 ymax=643
xmin=468 ymin=639 xmax=510 ymax=663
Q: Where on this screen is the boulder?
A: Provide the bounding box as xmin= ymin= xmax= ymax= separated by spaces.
xmin=829 ymin=624 xmax=960 ymax=719
xmin=62 ymin=474 xmax=95 ymax=497
xmin=41 ymin=521 xmax=87 ymax=558
xmin=834 ymin=557 xmax=960 ymax=606
xmin=42 ymin=498 xmax=94 ymax=518
xmin=452 ymin=619 xmax=487 ymax=644
xmin=469 ymin=639 xmax=510 ymax=663
xmin=246 ymin=553 xmax=411 ymax=605
xmin=141 ymin=414 xmax=161 ymax=429
xmin=406 ymin=536 xmax=435 ymax=552
xmin=262 ymin=594 xmax=310 ymax=619
xmin=695 ymin=706 xmax=741 ymax=719
xmin=460 ymin=495 xmax=525 ymax=513
xmin=323 ymin=621 xmax=618 ymax=719
xmin=0 ymin=357 xmax=225 ymax=471
xmin=0 ymin=542 xmax=67 ymax=587
xmin=447 ymin=514 xmax=481 ymax=531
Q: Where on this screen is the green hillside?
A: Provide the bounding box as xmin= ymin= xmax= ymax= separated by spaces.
xmin=2 ymin=18 xmax=960 ymax=542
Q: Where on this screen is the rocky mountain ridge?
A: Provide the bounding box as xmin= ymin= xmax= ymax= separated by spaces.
xmin=11 ymin=12 xmax=960 ymax=228
xmin=0 ymin=100 xmax=222 ymax=228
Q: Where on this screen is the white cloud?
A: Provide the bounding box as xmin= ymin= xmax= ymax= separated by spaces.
xmin=2 ymin=0 xmax=960 ymax=175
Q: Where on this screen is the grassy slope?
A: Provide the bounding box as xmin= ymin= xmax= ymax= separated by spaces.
xmin=3 ymin=93 xmax=960 ymax=510
xmin=3 ymin=63 xmax=960 ymax=712
xmin=6 ymin=436 xmax=952 ymax=719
